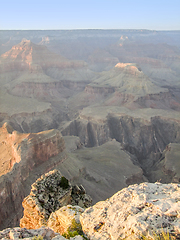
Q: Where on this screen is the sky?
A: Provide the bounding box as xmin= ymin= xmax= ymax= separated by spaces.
xmin=0 ymin=0 xmax=180 ymax=30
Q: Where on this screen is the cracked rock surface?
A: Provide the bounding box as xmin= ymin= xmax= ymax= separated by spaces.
xmin=80 ymin=182 xmax=180 ymax=240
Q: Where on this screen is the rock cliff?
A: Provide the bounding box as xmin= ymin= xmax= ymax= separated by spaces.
xmin=62 ymin=109 xmax=180 ymax=182
xmin=0 ymin=124 xmax=66 ymax=230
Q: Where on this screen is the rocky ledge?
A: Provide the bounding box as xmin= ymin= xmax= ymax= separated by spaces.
xmin=1 ymin=182 xmax=180 ymax=239
xmin=80 ymin=182 xmax=180 ymax=239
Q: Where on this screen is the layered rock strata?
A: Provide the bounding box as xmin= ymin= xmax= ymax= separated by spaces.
xmin=0 ymin=124 xmax=66 ymax=230
xmin=62 ymin=111 xmax=180 ymax=181
xmin=80 ymin=182 xmax=180 ymax=240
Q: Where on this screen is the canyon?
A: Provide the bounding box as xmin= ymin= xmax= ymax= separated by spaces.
xmin=0 ymin=29 xmax=180 ymax=231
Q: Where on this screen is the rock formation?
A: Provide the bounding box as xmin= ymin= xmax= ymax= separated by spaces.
xmin=0 ymin=39 xmax=96 ymax=133
xmin=80 ymin=182 xmax=180 ymax=240
xmin=20 ymin=170 xmax=72 ymax=229
xmin=60 ymin=138 xmax=146 ymax=204
xmin=48 ymin=205 xmax=84 ymax=235
xmin=1 ymin=182 xmax=180 ymax=240
xmin=0 ymin=226 xmax=84 ymax=239
xmin=0 ymin=227 xmax=57 ymax=240
xmin=20 ymin=169 xmax=92 ymax=232
xmin=62 ymin=108 xmax=180 ymax=183
xmin=148 ymin=143 xmax=180 ymax=183
xmin=0 ymin=124 xmax=66 ymax=230
xmin=0 ymin=123 xmax=65 ymax=177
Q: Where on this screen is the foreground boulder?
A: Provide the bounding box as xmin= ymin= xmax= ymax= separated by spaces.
xmin=80 ymin=182 xmax=180 ymax=239
xmin=48 ymin=205 xmax=84 ymax=235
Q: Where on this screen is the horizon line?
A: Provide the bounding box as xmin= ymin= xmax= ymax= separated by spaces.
xmin=1 ymin=28 xmax=180 ymax=31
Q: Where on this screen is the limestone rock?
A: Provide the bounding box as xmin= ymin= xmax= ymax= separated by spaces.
xmin=20 ymin=170 xmax=72 ymax=229
xmin=47 ymin=205 xmax=84 ymax=235
xmin=20 ymin=170 xmax=92 ymax=231
xmin=80 ymin=182 xmax=180 ymax=239
xmin=0 ymin=226 xmax=57 ymax=240
xmin=71 ymin=185 xmax=92 ymax=208
xmin=0 ymin=226 xmax=84 ymax=240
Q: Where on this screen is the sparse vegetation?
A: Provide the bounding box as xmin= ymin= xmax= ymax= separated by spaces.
xmin=62 ymin=218 xmax=87 ymax=239
xmin=60 ymin=176 xmax=69 ymax=189
xmin=141 ymin=229 xmax=176 ymax=240
xmin=32 ymin=235 xmax=43 ymax=240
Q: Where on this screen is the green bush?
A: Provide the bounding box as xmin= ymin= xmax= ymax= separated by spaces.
xmin=62 ymin=230 xmax=79 ymax=239
xmin=141 ymin=229 xmax=175 ymax=240
xmin=60 ymin=176 xmax=69 ymax=189
xmin=62 ymin=219 xmax=87 ymax=239
xmin=68 ymin=219 xmax=83 ymax=234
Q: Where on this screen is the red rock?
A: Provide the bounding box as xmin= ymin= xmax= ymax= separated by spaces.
xmin=0 ymin=123 xmax=66 ymax=230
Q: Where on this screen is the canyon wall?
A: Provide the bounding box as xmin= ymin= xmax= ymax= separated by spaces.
xmin=62 ymin=114 xmax=180 ymax=180
xmin=0 ymin=123 xmax=66 ymax=230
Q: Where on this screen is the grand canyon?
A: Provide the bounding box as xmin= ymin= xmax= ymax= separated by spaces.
xmin=0 ymin=29 xmax=180 ymax=239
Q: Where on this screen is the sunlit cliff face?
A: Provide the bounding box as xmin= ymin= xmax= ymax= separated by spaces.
xmin=115 ymin=62 xmax=142 ymax=73
xmin=0 ymin=123 xmax=29 ymax=176
xmin=0 ymin=123 xmax=64 ymax=177
xmin=0 ymin=38 xmax=87 ymax=72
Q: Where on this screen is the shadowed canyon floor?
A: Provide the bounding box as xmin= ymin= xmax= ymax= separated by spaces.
xmin=0 ymin=30 xmax=180 ymax=231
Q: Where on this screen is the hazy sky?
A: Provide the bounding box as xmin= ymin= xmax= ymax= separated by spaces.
xmin=1 ymin=0 xmax=180 ymax=30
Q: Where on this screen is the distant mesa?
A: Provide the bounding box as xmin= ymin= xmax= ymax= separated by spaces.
xmin=39 ymin=36 xmax=50 ymax=45
xmin=89 ymin=62 xmax=166 ymax=97
xmin=20 ymin=38 xmax=31 ymax=44
xmin=0 ymin=38 xmax=87 ymax=71
xmin=118 ymin=35 xmax=129 ymax=46
xmin=120 ymin=35 xmax=129 ymax=41
xmin=115 ymin=62 xmax=142 ymax=72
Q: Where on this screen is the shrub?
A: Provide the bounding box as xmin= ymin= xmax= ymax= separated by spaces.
xmin=32 ymin=235 xmax=43 ymax=240
xmin=62 ymin=219 xmax=87 ymax=239
xmin=141 ymin=229 xmax=176 ymax=240
xmin=60 ymin=176 xmax=69 ymax=189
xmin=62 ymin=230 xmax=79 ymax=239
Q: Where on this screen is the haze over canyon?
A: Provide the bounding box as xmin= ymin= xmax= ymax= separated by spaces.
xmin=0 ymin=29 xmax=180 ymax=233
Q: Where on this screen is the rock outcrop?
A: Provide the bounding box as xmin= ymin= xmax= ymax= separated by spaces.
xmin=0 ymin=124 xmax=66 ymax=230
xmin=20 ymin=170 xmax=92 ymax=231
xmin=0 ymin=227 xmax=57 ymax=240
xmin=48 ymin=205 xmax=84 ymax=235
xmin=80 ymin=182 xmax=180 ymax=240
xmin=20 ymin=170 xmax=72 ymax=229
xmin=2 ymin=182 xmax=180 ymax=240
